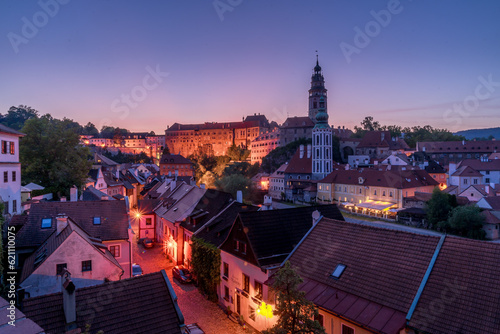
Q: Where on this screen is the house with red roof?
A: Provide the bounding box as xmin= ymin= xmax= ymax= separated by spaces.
xmin=317 ymin=166 xmax=438 ymax=217
xmin=19 ymin=216 xmax=123 ymax=298
xmin=355 ymin=131 xmax=410 ymax=159
xmin=285 ymin=217 xmax=500 ymax=334
xmin=284 ymin=144 xmax=316 ymax=202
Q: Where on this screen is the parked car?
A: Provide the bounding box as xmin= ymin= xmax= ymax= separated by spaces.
xmin=185 ymin=323 xmax=204 ymax=334
xmin=142 ymin=238 xmax=154 ymax=248
xmin=172 ymin=266 xmax=192 ymax=283
xmin=132 ymin=263 xmax=143 ymax=277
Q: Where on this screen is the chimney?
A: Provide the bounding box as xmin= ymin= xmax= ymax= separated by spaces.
xmin=312 ymin=210 xmax=321 ymax=226
xmin=116 ymin=170 xmax=120 ymax=179
xmin=56 ymin=215 xmax=69 ymax=235
xmin=200 ymin=184 xmax=206 ymax=189
xmin=381 ymin=133 xmax=385 ymax=141
xmin=170 ymin=180 xmax=176 ymax=190
xmin=101 ymin=196 xmax=109 ymax=201
xmin=462 ymin=140 xmax=465 ymax=145
xmin=61 ymin=270 xmax=76 ymax=328
xmin=448 ymin=163 xmax=457 ymax=176
xmin=345 ymin=164 xmax=350 ymax=170
xmin=307 ymin=144 xmax=312 ymax=159
xmin=237 ymin=190 xmax=243 ymax=203
xmin=485 ymin=185 xmax=489 ymax=194
xmin=70 ymin=186 xmax=78 ymax=202
xmin=299 ymin=145 xmax=304 ymax=159
xmin=60 ymin=196 xmax=67 ymax=202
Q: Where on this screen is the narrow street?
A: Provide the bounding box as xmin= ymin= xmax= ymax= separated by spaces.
xmin=131 ymin=218 xmax=254 ymax=334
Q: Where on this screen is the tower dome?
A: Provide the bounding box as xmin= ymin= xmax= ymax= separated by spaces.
xmin=314 ymin=96 xmax=329 ymax=129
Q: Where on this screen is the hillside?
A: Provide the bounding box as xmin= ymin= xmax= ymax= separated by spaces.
xmin=455 ymin=127 xmax=500 ymax=140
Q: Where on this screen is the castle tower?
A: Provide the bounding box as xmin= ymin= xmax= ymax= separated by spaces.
xmin=308 ymin=55 xmax=327 ymax=123
xmin=312 ymin=96 xmax=332 ymax=180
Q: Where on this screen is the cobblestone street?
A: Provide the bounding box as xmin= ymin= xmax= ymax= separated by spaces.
xmin=131 ymin=218 xmax=255 ymax=334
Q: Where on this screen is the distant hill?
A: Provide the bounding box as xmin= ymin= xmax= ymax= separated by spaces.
xmin=455 ymin=127 xmax=500 ymax=140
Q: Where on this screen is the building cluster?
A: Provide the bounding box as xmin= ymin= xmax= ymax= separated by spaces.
xmin=81 ymin=132 xmax=166 ymax=164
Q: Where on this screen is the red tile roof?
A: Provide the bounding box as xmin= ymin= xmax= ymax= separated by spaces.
xmin=417 ymin=140 xmax=499 ymax=153
xmin=458 ymin=158 xmax=500 ymax=171
xmin=0 ymin=297 xmax=44 ymax=333
xmin=451 ymin=165 xmax=483 ymax=177
xmin=480 ymin=196 xmax=500 ymax=210
xmin=408 ymin=237 xmax=500 ymax=334
xmin=16 ymin=201 xmax=130 ymax=249
xmin=280 ymin=116 xmax=314 ymax=128
xmin=357 ymin=131 xmax=409 ymax=150
xmin=166 ymin=119 xmax=265 ymax=132
xmin=160 ymin=154 xmax=193 ymax=165
xmin=23 ymin=270 xmax=184 ymax=334
xmin=284 ymin=146 xmax=312 ymax=174
xmin=319 ymin=167 xmax=438 ymax=189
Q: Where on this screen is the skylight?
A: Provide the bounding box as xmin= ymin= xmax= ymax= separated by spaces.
xmin=93 ymin=217 xmax=101 ymax=225
xmin=331 ymin=264 xmax=346 ymax=279
xmin=41 ymin=218 xmax=52 ymax=229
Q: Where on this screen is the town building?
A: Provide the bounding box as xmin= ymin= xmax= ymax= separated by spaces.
xmin=285 ymin=217 xmax=500 ymax=334
xmin=416 ymin=139 xmax=500 ymax=165
xmin=20 ymin=216 xmax=123 ymax=297
xmin=355 ymin=131 xmax=410 ymax=159
xmin=15 ymin=201 xmax=133 ymax=278
xmin=219 ymin=205 xmax=344 ymax=332
xmin=23 ymin=270 xmax=185 ymax=334
xmin=159 ymin=154 xmax=195 ymax=177
xmin=448 ymin=164 xmax=484 ymax=194
xmin=457 ymin=157 xmax=500 ymax=185
xmin=0 ymin=124 xmax=24 ymax=215
xmin=249 ymin=128 xmax=280 ymax=164
xmin=165 ymin=114 xmax=270 ymax=157
xmin=317 ymin=166 xmax=438 ymax=217
xmin=268 ymin=163 xmax=287 ymax=199
xmin=284 ymin=144 xmax=315 ymax=202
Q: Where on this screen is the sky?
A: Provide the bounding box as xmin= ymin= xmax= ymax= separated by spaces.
xmin=1 ymin=0 xmax=499 ymax=134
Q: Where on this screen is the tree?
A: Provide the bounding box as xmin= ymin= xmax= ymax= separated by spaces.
xmin=426 ymin=188 xmax=454 ymax=228
xmin=191 ymin=237 xmax=221 ymax=302
xmin=20 ymin=116 xmax=92 ymax=198
xmin=0 ymin=105 xmax=39 ymax=130
xmin=82 ymin=122 xmax=99 ymax=136
xmin=226 ymin=144 xmax=250 ymax=161
xmin=439 ymin=206 xmax=486 ymax=239
xmin=261 ymin=138 xmax=311 ymax=174
xmin=263 ymin=261 xmax=325 ymax=334
xmin=214 ymin=174 xmax=256 ymax=202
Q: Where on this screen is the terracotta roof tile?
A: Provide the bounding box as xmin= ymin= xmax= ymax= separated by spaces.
xmin=23 ymin=271 xmax=183 ymax=334
xmin=284 ymin=146 xmax=313 ymax=174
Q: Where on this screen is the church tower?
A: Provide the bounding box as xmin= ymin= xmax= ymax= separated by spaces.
xmin=308 ymin=55 xmax=327 ymax=123
xmin=312 ymin=95 xmax=332 ymax=180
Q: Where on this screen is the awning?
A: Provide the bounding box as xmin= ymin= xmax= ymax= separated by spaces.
xmin=356 ymin=201 xmax=396 ymax=211
xmin=341 ymin=202 xmax=354 ymax=207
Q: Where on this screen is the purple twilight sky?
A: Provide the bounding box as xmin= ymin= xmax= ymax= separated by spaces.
xmin=1 ymin=0 xmax=499 ymax=134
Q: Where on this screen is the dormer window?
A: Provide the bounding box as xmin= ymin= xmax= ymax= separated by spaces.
xmin=331 ymin=264 xmax=346 ymax=279
xmin=41 ymin=218 xmax=52 ymax=229
xmin=93 ymin=217 xmax=101 ymax=225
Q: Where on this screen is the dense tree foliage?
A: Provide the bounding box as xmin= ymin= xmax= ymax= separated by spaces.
xmin=191 ymin=237 xmax=221 ymax=302
xmin=226 ymin=144 xmax=250 ymax=161
xmin=82 ymin=122 xmax=99 ymax=136
xmin=20 ymin=116 xmax=92 ymax=198
xmin=263 ymin=261 xmax=325 ymax=334
xmin=0 ymin=105 xmax=39 ymax=130
xmin=426 ymin=188 xmax=456 ymax=228
xmin=102 ymin=150 xmax=151 ymax=164
xmin=214 ymin=173 xmax=258 ymax=202
xmin=438 ymin=206 xmax=486 ymax=239
xmin=352 ymin=116 xmax=465 ymax=148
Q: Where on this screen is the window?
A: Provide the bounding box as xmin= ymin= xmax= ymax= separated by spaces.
xmin=243 ymin=274 xmax=250 ymax=293
xmin=249 ymin=306 xmax=256 ymax=321
xmin=382 ymin=191 xmax=386 ymax=196
xmin=41 ymin=218 xmax=52 ymax=229
xmin=145 ymin=217 xmax=152 ymax=226
xmin=3 ymin=171 xmax=7 ymax=183
xmin=1 ymin=141 xmax=7 ymax=154
xmin=12 ymin=200 xmax=16 ymax=213
xmin=110 ymin=245 xmax=120 ymax=257
xmin=254 ymin=281 xmax=263 ymax=300
xmin=93 ymin=217 xmax=101 ymax=225
xmin=331 ymin=264 xmax=346 ymax=279
xmin=389 ymin=191 xmax=393 ymax=197
xmin=473 ymin=178 xmax=478 ymax=185
xmin=374 ymin=190 xmax=377 ymax=195
xmin=314 ymin=313 xmax=324 ymax=327
xmin=224 ymin=286 xmax=229 ymax=302
xmin=12 ymin=171 xmax=16 ymax=182
xmin=486 ymin=178 xmax=490 ymax=183
xmin=223 ymin=262 xmax=229 ymax=278
xmin=9 ymin=142 xmax=14 ymax=155
xmin=56 ymin=263 xmax=67 ymax=275
xmin=342 ymin=324 xmax=355 ymax=334
xmin=82 ymin=260 xmax=92 ymax=272
xmin=463 ymin=179 xmax=468 ymax=185
xmin=486 ymin=171 xmax=490 ymax=175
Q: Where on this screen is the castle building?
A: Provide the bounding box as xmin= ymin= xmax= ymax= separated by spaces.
xmin=280 ymin=56 xmax=328 ymax=145
xmin=164 ymin=114 xmax=270 ymax=157
xmin=312 ymin=96 xmax=332 ymax=180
